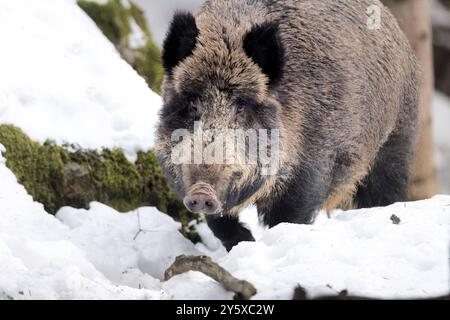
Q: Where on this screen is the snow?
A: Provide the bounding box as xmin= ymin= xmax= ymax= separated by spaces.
xmin=223 ymin=202 xmax=450 ymax=299
xmin=129 ymin=18 xmax=147 ymax=49
xmin=57 ymin=204 xmax=199 ymax=282
xmin=0 ymin=0 xmax=449 ymax=300
xmin=1 ymin=146 xmax=449 ymax=299
xmin=0 ymin=145 xmax=163 ymax=299
xmin=0 ymin=0 xmax=161 ymax=160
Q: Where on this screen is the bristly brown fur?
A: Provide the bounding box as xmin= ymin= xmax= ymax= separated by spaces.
xmin=156 ymin=0 xmax=420 ymax=249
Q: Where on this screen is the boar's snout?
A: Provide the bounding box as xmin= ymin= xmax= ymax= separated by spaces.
xmin=183 ymin=182 xmax=220 ymax=215
xmin=183 ymin=194 xmax=219 ymax=214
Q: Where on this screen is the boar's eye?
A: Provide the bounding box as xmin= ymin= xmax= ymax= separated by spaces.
xmin=188 ymin=99 xmax=197 ymax=112
xmin=235 ymin=98 xmax=246 ymax=115
xmin=188 ymin=97 xmax=201 ymax=119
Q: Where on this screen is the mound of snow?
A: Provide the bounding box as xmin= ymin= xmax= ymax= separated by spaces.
xmin=0 ymin=0 xmax=161 ymax=160
xmin=1 ymin=144 xmax=449 ymax=299
xmin=0 ymin=145 xmax=164 ymax=299
xmin=57 ymin=204 xmax=199 ymax=282
xmin=220 ymin=201 xmax=450 ymax=299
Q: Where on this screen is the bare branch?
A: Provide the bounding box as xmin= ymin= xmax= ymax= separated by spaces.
xmin=164 ymin=255 xmax=257 ymax=300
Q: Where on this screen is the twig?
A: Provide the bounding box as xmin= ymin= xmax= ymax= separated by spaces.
xmin=164 ymin=255 xmax=257 ymax=300
xmin=133 ymin=209 xmax=143 ymax=240
xmin=133 ymin=210 xmax=168 ymax=240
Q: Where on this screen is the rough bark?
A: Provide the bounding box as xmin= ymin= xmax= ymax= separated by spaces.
xmin=382 ymin=0 xmax=438 ymax=200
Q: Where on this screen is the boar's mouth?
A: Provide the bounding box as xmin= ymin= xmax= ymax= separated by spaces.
xmin=223 ymin=174 xmax=266 ymax=212
xmin=183 ymin=182 xmax=221 ymax=215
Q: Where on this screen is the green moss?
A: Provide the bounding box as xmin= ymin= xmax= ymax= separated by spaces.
xmin=77 ymin=0 xmax=130 ymax=45
xmin=128 ymin=2 xmax=150 ymax=37
xmin=0 ymin=124 xmax=201 ymax=242
xmin=134 ymin=42 xmax=164 ymax=95
xmin=67 ymin=148 xmax=143 ymax=212
xmin=77 ymin=0 xmax=164 ymax=93
xmin=0 ymin=125 xmax=67 ymax=213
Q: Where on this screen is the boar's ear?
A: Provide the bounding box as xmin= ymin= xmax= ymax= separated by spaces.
xmin=243 ymin=22 xmax=284 ymax=86
xmin=162 ymin=11 xmax=199 ymax=74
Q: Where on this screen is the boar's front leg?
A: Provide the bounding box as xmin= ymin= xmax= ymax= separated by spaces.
xmin=258 ymin=159 xmax=333 ymax=228
xmin=205 ymin=215 xmax=255 ymax=251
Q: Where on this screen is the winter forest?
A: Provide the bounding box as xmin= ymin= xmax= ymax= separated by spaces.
xmin=0 ymin=0 xmax=449 ymax=302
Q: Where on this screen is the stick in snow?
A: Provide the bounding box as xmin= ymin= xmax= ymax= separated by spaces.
xmin=164 ymin=255 xmax=257 ymax=300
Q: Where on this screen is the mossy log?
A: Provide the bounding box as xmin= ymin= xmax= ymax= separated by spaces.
xmin=78 ymin=0 xmax=164 ymax=93
xmin=0 ymin=124 xmax=200 ymax=242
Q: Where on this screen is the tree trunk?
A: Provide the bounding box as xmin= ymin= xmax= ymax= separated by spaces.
xmin=382 ymin=0 xmax=438 ymax=200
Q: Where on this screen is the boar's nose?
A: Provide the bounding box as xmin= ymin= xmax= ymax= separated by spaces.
xmin=183 ymin=193 xmax=219 ymax=215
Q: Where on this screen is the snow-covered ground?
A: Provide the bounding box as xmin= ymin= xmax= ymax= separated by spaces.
xmin=0 ymin=0 xmax=161 ymax=160
xmin=1 ymin=147 xmax=449 ymax=300
xmin=0 ymin=0 xmax=449 ymax=300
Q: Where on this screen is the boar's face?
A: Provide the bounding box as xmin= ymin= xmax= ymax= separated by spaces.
xmin=155 ymin=12 xmax=284 ymax=216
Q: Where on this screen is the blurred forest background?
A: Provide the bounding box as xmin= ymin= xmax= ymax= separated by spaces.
xmin=1 ymin=0 xmax=449 ymax=242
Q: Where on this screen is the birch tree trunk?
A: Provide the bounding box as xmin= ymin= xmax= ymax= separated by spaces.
xmin=382 ymin=0 xmax=438 ymax=200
